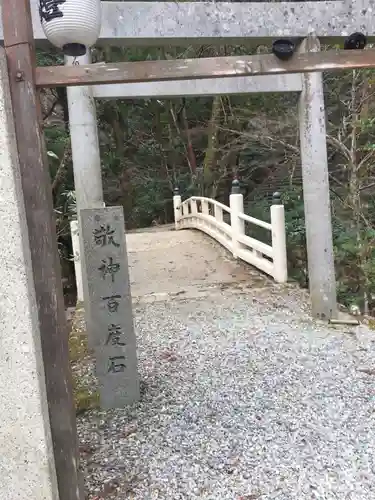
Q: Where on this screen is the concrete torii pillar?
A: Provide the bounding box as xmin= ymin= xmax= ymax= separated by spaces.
xmin=298 ymin=36 xmax=337 ymax=320
xmin=65 ymin=51 xmax=103 ymax=302
xmin=65 ymin=51 xmax=103 ymax=210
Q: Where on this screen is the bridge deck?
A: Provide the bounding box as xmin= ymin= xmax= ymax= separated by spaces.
xmin=75 ymin=228 xmax=375 ymax=500
xmin=127 ymin=228 xmax=272 ymax=301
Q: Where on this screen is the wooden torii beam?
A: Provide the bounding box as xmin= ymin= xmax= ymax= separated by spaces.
xmin=37 ymin=49 xmax=375 ymax=88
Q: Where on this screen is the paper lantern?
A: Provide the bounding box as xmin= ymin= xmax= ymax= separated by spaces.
xmin=39 ymin=0 xmax=102 ymax=57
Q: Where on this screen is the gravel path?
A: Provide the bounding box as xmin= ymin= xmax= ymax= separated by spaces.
xmin=76 ymin=229 xmax=375 ymax=500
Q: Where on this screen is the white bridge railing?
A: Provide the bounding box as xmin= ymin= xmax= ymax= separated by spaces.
xmin=173 ymin=180 xmax=288 ymax=283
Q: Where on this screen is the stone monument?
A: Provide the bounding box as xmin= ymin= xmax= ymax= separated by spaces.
xmin=79 ymin=206 xmax=139 ymax=408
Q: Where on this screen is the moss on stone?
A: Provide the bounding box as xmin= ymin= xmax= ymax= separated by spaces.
xmin=74 ymin=388 xmax=100 ymax=415
xmin=69 ymin=305 xmax=100 ymax=414
xmin=69 ymin=331 xmax=89 ymax=364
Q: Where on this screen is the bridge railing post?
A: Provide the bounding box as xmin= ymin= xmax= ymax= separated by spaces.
xmin=229 ymin=179 xmax=245 ymax=259
xmin=173 ymin=187 xmax=182 ymax=230
xmin=214 ymin=204 xmax=223 ymax=222
xmin=270 ymin=192 xmax=288 ymax=283
xmin=202 ymin=199 xmax=209 ymax=215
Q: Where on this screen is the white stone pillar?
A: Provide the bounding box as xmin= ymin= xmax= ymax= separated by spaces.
xmin=70 ymin=220 xmax=84 ymax=302
xmin=298 ymin=35 xmax=337 ymax=319
xmin=173 ymin=188 xmax=182 ymax=230
xmin=0 ymin=50 xmax=59 ymax=499
xmin=229 ymin=179 xmax=245 ymax=259
xmin=270 ymin=192 xmax=288 ymax=283
xmin=65 ymin=52 xmax=104 ymax=304
xmin=65 ymin=51 xmax=103 ymax=210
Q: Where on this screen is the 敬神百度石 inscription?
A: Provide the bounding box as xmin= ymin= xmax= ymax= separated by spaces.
xmin=98 ymin=256 xmax=120 ymax=283
xmin=105 ymin=323 xmax=126 ymax=346
xmin=79 ymin=206 xmax=140 ymax=408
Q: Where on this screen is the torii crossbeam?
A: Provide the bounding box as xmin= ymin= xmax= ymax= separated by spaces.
xmin=37 ymin=49 xmax=375 ymax=88
xmin=0 ymin=0 xmax=374 ymax=46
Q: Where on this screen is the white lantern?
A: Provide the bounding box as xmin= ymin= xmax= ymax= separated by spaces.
xmin=39 ymin=0 xmax=102 ymax=57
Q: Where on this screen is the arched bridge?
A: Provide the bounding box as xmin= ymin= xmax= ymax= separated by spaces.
xmin=127 ymin=184 xmax=288 ymax=302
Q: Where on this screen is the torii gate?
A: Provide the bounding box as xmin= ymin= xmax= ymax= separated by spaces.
xmin=1 ymin=1 xmax=375 ymax=499
xmin=1 ymin=0 xmax=374 ymax=323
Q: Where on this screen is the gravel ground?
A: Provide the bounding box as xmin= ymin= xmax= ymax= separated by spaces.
xmin=76 ymin=288 xmax=375 ymax=500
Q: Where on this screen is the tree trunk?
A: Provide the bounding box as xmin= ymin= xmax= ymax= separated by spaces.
xmin=203 ymin=95 xmax=221 ymax=195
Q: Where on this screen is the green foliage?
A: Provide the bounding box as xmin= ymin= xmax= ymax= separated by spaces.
xmin=245 ymin=188 xmax=308 ymax=286
xmin=282 ymin=188 xmax=308 ymax=287
xmin=36 ymin=48 xmax=64 ymax=67
xmin=277 ymin=187 xmax=375 ymax=310
xmin=246 ymin=184 xmax=375 ymax=310
xmin=333 ymin=222 xmax=375 ymax=309
xmin=130 ymin=177 xmax=172 ymax=228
